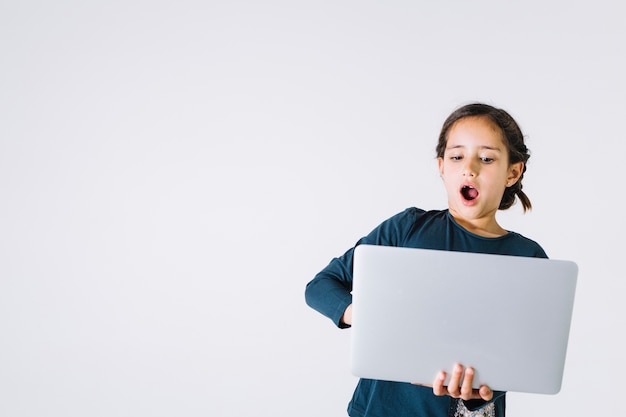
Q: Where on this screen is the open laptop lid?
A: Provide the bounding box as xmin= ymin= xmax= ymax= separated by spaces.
xmin=350 ymin=244 xmax=578 ymax=394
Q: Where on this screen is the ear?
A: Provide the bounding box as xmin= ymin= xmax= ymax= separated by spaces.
xmin=437 ymin=157 xmax=445 ymax=177
xmin=506 ymin=162 xmax=524 ymax=187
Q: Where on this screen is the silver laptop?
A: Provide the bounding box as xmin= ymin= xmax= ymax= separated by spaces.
xmin=350 ymin=244 xmax=578 ymax=395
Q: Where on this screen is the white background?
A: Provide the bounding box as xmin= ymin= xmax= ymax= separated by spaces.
xmin=1 ymin=1 xmax=623 ymax=416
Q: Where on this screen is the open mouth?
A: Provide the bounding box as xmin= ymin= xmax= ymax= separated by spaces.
xmin=461 ymin=185 xmax=478 ymax=201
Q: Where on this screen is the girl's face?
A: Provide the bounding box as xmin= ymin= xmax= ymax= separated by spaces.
xmin=437 ymin=116 xmax=523 ymax=232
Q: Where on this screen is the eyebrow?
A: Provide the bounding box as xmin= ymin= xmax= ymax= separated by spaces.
xmin=445 ymin=144 xmax=503 ymax=152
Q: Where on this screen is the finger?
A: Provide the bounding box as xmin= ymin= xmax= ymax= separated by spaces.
xmin=479 ymin=385 xmax=493 ymax=401
xmin=460 ymin=367 xmax=475 ymax=401
xmin=432 ymin=371 xmax=446 ymax=396
xmin=447 ymin=363 xmax=463 ymax=397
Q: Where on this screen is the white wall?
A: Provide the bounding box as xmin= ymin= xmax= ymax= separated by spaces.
xmin=1 ymin=1 xmax=623 ymax=416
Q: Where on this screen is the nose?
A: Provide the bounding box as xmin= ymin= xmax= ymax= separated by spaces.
xmin=462 ymin=160 xmax=478 ymax=177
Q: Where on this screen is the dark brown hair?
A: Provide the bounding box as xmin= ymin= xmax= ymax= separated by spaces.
xmin=436 ymin=103 xmax=532 ymax=212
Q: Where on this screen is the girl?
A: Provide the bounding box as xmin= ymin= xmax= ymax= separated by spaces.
xmin=305 ymin=103 xmax=547 ymax=417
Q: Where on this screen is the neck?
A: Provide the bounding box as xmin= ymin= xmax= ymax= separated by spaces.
xmin=448 ymin=209 xmax=507 ymax=238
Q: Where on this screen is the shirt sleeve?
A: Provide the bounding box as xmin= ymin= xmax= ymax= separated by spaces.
xmin=304 ymin=208 xmax=422 ymax=327
xmin=456 ymin=390 xmax=506 ymax=416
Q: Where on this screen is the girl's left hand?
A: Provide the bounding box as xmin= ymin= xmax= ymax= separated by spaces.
xmin=432 ymin=363 xmax=493 ymax=401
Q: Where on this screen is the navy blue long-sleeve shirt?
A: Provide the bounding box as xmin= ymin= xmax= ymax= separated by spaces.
xmin=305 ymin=208 xmax=547 ymax=417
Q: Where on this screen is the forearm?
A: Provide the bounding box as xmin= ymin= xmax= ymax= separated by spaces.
xmin=305 ymin=272 xmax=353 ymax=328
